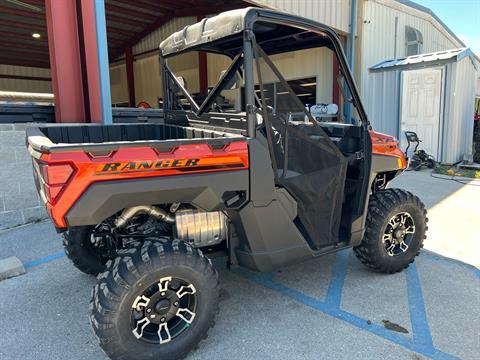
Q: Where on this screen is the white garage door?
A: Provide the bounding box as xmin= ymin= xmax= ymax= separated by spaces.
xmin=400 ymin=68 xmax=442 ymax=159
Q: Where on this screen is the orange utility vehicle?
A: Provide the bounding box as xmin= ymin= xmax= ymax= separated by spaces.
xmin=26 ymin=8 xmax=426 ymax=360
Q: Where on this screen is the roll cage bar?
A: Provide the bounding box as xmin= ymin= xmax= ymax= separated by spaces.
xmin=159 ymin=7 xmax=370 ymax=137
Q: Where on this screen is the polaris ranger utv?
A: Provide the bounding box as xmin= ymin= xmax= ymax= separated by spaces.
xmin=26 ymin=8 xmax=426 ymax=360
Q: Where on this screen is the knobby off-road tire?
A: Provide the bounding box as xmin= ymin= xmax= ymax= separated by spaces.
xmin=354 ymin=189 xmax=427 ymax=274
xmin=63 ymin=226 xmax=110 ymax=275
xmin=90 ymin=239 xmax=219 ymax=360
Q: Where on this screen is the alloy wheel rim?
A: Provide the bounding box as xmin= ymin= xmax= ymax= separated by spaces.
xmin=130 ymin=276 xmax=197 ymax=344
xmin=382 ymin=212 xmax=415 ymax=256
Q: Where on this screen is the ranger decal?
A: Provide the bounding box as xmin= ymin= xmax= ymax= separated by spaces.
xmin=96 ymin=157 xmax=245 ymax=174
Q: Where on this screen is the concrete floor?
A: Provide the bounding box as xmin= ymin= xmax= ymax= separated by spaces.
xmin=0 ymin=170 xmax=479 ymax=360
xmin=391 ymin=170 xmax=480 ymax=267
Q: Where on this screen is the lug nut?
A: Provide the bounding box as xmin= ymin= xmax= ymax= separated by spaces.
xmin=146 ymin=308 xmax=152 ymax=313
xmin=161 ymin=317 xmax=166 ymax=323
xmin=174 ymin=301 xmax=179 ymax=307
xmin=161 ymin=292 xmax=165 ymax=296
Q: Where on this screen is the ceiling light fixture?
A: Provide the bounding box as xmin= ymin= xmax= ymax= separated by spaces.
xmin=300 ymin=82 xmax=317 ymax=87
xmin=32 ymin=33 xmax=41 ymax=39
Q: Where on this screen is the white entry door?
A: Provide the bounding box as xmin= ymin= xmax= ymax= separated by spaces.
xmin=400 ymin=68 xmax=442 ymax=159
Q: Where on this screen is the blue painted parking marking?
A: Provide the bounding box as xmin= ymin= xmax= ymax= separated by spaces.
xmin=21 ymin=249 xmax=477 ymax=359
xmin=236 ymin=251 xmax=459 ymax=360
xmin=23 ymin=251 xmax=65 ymax=270
xmin=323 ymin=250 xmax=349 ymax=310
xmin=406 ymin=263 xmax=434 ymax=352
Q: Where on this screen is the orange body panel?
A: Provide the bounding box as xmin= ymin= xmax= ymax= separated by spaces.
xmin=37 ymin=141 xmax=249 ymax=228
xmin=369 ymin=130 xmax=407 ymax=169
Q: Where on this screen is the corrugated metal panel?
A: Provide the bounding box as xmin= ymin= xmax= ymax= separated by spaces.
xmin=368 ymin=58 xmax=476 ymax=163
xmin=360 ymin=0 xmax=462 ymax=117
xmin=0 ymin=65 xmax=51 ymax=93
xmin=367 ymin=70 xmax=400 ymax=136
xmin=371 ymin=48 xmax=470 ymax=70
xmin=251 ymin=0 xmax=351 ymax=34
xmin=133 ymin=17 xmax=197 ymax=55
xmin=442 ymin=57 xmax=476 ymax=163
xmin=110 ymin=63 xmax=128 ymax=105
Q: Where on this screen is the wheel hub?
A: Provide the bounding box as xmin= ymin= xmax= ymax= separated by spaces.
xmin=154 ymin=299 xmax=171 ymax=315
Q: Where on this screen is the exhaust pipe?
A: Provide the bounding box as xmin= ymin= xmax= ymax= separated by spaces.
xmin=114 ymin=205 xmax=175 ymax=228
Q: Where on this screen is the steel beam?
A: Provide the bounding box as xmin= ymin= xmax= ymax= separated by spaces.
xmin=0 ymin=5 xmax=45 ymax=19
xmin=93 ymin=0 xmax=113 ymax=124
xmin=0 ymin=19 xmax=44 ymax=32
xmin=45 ymin=0 xmax=86 ymax=123
xmin=105 ymin=4 xmax=156 ymax=21
xmin=125 ymin=46 xmax=136 ymax=107
xmin=197 ymin=15 xmax=208 ymax=95
xmin=79 ymin=0 xmax=101 ymax=123
xmin=0 ymin=74 xmax=51 ymax=81
xmin=0 ymin=58 xmax=50 ymax=68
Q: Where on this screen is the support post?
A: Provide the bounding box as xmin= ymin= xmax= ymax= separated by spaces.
xmin=125 ymin=46 xmax=136 ymax=107
xmin=80 ymin=0 xmax=102 ymax=122
xmin=93 ymin=0 xmax=112 ymax=124
xmin=332 ymin=54 xmax=340 ymax=106
xmin=197 ymin=15 xmax=208 ymax=95
xmin=45 ymin=0 xmax=86 ymax=123
xmin=348 ymin=0 xmax=358 ymax=72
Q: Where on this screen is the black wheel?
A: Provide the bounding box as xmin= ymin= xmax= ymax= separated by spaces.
xmin=90 ymin=239 xmax=219 ymax=360
xmin=427 ymin=159 xmax=436 ymax=169
xmin=353 ymin=189 xmax=427 ymax=273
xmin=63 ymin=225 xmax=117 ymax=275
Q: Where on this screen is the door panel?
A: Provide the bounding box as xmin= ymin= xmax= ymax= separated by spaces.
xmin=400 ymin=69 xmax=442 ymax=158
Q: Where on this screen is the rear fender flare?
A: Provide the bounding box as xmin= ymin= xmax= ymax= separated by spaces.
xmin=65 ymin=171 xmax=249 ymax=226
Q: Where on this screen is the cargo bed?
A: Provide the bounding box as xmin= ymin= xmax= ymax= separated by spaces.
xmin=26 ymin=123 xmax=244 ymax=154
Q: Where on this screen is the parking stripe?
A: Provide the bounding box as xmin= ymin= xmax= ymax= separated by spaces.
xmin=324 ymin=250 xmax=349 ymax=310
xmin=236 ymin=263 xmax=459 ymax=360
xmin=23 ymin=251 xmax=65 ymax=269
xmin=406 ymin=263 xmax=435 ymax=353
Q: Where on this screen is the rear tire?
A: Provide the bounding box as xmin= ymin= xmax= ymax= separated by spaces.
xmin=90 ymin=239 xmax=219 ymax=360
xmin=63 ymin=226 xmax=110 ymax=275
xmin=353 ymin=189 xmax=427 ymax=273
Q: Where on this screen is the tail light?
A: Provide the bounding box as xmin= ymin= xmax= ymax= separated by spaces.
xmin=33 ymin=160 xmax=75 ymax=204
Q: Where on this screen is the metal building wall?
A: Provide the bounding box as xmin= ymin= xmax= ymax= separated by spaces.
xmin=251 ymin=0 xmax=351 ymax=34
xmin=0 ymin=65 xmax=51 ymax=93
xmin=109 ymin=63 xmax=128 ymax=105
xmin=367 ymin=70 xmax=400 ymax=136
xmin=133 ymin=17 xmax=197 ymax=55
xmin=369 ymin=57 xmax=476 ymax=163
xmin=442 ymin=57 xmax=476 ymax=163
xmin=109 ymin=17 xmax=198 ymax=108
xmin=360 ymin=0 xmax=462 ymax=117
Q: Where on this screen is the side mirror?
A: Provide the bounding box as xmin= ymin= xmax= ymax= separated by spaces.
xmin=220 ymin=70 xmax=240 ymax=90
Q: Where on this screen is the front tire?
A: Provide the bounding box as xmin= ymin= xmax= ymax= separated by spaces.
xmin=354 ymin=189 xmax=427 ymax=273
xmin=90 ymin=239 xmax=219 ymax=360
